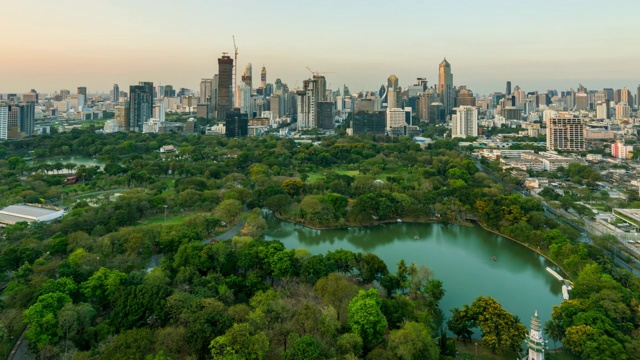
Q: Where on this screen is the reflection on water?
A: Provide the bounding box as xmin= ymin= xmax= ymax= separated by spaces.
xmin=29 ymin=156 xmax=104 ymax=168
xmin=264 ymin=213 xmax=563 ymax=326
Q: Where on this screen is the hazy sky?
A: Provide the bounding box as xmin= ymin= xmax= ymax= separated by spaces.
xmin=2 ymin=0 xmax=639 ymax=95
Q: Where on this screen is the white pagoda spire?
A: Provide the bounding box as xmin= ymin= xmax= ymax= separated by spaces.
xmin=523 ymin=311 xmax=545 ymax=360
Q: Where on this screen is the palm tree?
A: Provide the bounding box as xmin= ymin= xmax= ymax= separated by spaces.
xmin=543 ymin=319 xmax=564 ymax=353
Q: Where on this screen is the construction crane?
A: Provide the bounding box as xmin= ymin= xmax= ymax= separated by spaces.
xmin=232 ymin=35 xmax=239 ymax=107
xmin=306 ymin=66 xmax=335 ymax=77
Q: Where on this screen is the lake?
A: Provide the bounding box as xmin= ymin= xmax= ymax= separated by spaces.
xmin=264 ymin=215 xmax=564 ymax=329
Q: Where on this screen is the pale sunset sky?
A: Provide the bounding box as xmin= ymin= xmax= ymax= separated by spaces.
xmin=1 ymin=0 xmax=639 ymax=95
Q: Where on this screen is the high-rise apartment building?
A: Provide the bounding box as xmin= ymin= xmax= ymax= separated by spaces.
xmin=200 ymin=78 xmax=213 ymax=106
xmin=164 ymin=85 xmax=175 ymax=98
xmin=297 ymin=78 xmax=319 ymax=130
xmin=317 ymin=101 xmax=334 ymax=130
xmin=217 ymin=54 xmax=233 ymax=121
xmin=0 ymin=105 xmax=8 ymax=140
xmin=438 ymin=59 xmax=454 ymax=116
xmin=615 ymin=102 xmax=630 ymax=120
xmin=546 ymin=116 xmax=585 ymax=151
xmin=451 ymin=106 xmax=478 ymax=138
xmin=620 ymin=87 xmax=633 ymax=105
xmin=129 ymin=82 xmax=154 ymax=132
xmin=115 ymin=99 xmax=130 ymax=131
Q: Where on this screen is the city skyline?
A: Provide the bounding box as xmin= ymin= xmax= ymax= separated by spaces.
xmin=2 ymin=0 xmax=639 ymax=95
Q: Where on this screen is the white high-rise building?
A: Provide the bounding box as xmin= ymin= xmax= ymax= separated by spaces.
xmin=546 ymin=116 xmax=585 ymax=151
xmin=386 ymin=108 xmax=406 ymax=130
xmin=451 ymin=106 xmax=478 ymax=138
xmin=0 ymin=105 xmax=8 ymax=140
xmin=596 ymin=101 xmax=609 ymax=120
xmin=297 ymin=78 xmax=319 ymax=130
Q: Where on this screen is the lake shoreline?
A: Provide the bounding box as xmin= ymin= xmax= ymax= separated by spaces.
xmin=270 ymin=210 xmax=572 ymax=281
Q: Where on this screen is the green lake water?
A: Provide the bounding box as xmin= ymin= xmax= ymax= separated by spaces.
xmin=265 ymin=215 xmax=564 ymax=327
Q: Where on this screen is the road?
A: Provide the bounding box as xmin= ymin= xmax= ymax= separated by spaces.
xmin=146 ymin=218 xmax=245 ymax=272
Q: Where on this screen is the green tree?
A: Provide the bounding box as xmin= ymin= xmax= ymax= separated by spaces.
xmin=23 ymin=292 xmax=73 ymax=349
xmin=284 ymin=334 xmax=324 ymax=360
xmin=81 ymin=267 xmax=127 ymax=307
xmin=213 ymin=199 xmax=243 ymax=225
xmin=543 ymin=319 xmax=564 ymax=352
xmin=388 ymin=321 xmax=439 ymax=360
xmin=465 ymin=296 xmax=527 ymax=354
xmin=314 ymin=273 xmax=359 ymax=323
xmin=209 ymin=322 xmax=269 ymax=360
xmin=347 ymin=288 xmax=388 ymax=353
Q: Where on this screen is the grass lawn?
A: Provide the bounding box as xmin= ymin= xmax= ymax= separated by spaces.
xmin=305 ymin=170 xmax=360 ymax=182
xmin=137 ymin=212 xmax=205 ymax=225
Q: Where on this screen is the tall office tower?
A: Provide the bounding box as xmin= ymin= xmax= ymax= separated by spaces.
xmin=60 ymin=89 xmax=70 ymax=100
xmin=164 ymin=85 xmax=175 ymax=98
xmin=260 ymin=66 xmax=267 ymax=88
xmin=212 ymin=74 xmax=219 ymax=116
xmin=217 ymin=54 xmax=233 ymax=121
xmin=115 ymin=99 xmax=130 ymax=131
xmin=270 ymin=95 xmax=283 ymax=118
xmin=438 ymin=59 xmax=454 ymax=116
xmin=506 ymin=81 xmax=512 ymax=96
xmin=603 ymin=88 xmax=614 ymax=102
xmin=513 ymin=85 xmax=525 ymax=105
xmin=6 ymin=105 xmax=20 ymax=138
xmin=0 ymin=105 xmax=7 ymax=140
xmin=113 ymin=84 xmax=120 ymax=102
xmin=18 ymin=102 xmax=34 ymax=136
xmin=200 ymin=78 xmax=214 ymax=105
xmin=239 ymin=83 xmax=252 ymax=115
xmin=575 ymin=87 xmax=588 ymax=111
xmin=546 ymin=116 xmax=585 ymax=151
xmin=615 ymin=102 xmax=630 ymax=120
xmin=242 ymin=63 xmax=252 ymax=88
xmin=77 ymin=87 xmax=87 ymax=101
xmin=225 ymin=109 xmax=248 ymax=138
xmin=386 ymin=75 xmax=399 ymax=109
xmin=343 ymin=85 xmax=350 ymax=98
xmin=621 ymin=87 xmax=633 ymax=105
xmin=636 ymin=85 xmax=640 ymax=108
xmin=129 ymin=82 xmax=154 ymax=132
xmin=596 ymin=101 xmax=609 ymax=120
xmin=451 ymin=106 xmax=478 ymax=138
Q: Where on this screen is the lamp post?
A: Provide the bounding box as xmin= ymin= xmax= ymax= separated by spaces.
xmin=475 ymin=342 xmax=478 ymax=358
xmin=164 ymin=205 xmax=168 ymax=223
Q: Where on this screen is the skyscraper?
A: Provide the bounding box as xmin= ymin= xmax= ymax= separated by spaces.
xmin=438 ymin=59 xmax=454 ymax=116
xmin=113 ymin=84 xmax=120 ymax=102
xmin=260 ymin=66 xmax=267 ymax=88
xmin=505 ymin=81 xmax=512 ymax=96
xmin=129 ymin=82 xmax=154 ymax=132
xmin=77 ymin=87 xmax=87 ymax=102
xmin=217 ymin=54 xmax=233 ymax=121
xmin=451 ymin=106 xmax=478 ymax=138
xmin=386 ymin=75 xmax=399 ymax=109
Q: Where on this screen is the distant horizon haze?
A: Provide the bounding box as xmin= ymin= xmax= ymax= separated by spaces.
xmin=2 ymin=0 xmax=639 ymax=96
